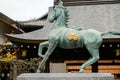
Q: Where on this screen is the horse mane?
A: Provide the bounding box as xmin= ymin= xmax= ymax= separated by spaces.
xmin=55 ymin=3 xmax=69 ymax=27
xmin=52 ymin=0 xmax=83 ymax=30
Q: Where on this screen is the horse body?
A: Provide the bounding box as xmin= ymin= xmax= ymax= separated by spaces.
xmin=49 ymin=27 xmax=102 ymax=49
xmin=37 ymin=0 xmax=120 ymax=73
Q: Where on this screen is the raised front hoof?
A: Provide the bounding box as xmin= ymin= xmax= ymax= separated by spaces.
xmin=38 ymin=54 xmax=45 ymax=58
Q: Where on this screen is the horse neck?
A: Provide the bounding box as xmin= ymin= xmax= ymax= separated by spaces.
xmin=52 ymin=16 xmax=67 ymax=29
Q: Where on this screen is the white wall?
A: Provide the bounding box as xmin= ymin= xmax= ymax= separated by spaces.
xmin=50 ymin=63 xmax=66 ymax=73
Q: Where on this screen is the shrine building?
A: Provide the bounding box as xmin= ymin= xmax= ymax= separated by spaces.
xmin=0 ymin=0 xmax=120 ymax=80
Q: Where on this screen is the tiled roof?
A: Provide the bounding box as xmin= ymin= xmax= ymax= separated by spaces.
xmin=6 ymin=3 xmax=120 ymax=43
xmin=0 ymin=12 xmax=15 ymax=23
xmin=54 ymin=0 xmax=120 ymax=6
xmin=5 ymin=11 xmax=52 ymax=43
xmin=17 ymin=13 xmax=48 ymax=27
xmin=0 ymin=12 xmax=25 ymax=33
xmin=18 ymin=20 xmax=46 ymax=27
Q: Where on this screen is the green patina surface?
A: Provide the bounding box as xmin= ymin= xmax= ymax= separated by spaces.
xmin=37 ymin=0 xmax=120 ymax=73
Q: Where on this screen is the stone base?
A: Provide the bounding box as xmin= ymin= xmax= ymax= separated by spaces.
xmin=17 ymin=73 xmax=114 ymax=80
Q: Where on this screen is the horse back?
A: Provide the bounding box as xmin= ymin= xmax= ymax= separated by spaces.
xmin=82 ymin=29 xmax=103 ymax=48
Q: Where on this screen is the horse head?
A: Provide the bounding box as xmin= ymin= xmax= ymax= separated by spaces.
xmin=49 ymin=0 xmax=69 ymax=28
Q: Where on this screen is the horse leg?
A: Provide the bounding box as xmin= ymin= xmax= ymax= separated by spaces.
xmin=38 ymin=41 xmax=49 ymax=58
xmin=37 ymin=41 xmax=58 ymax=73
xmin=79 ymin=47 xmax=100 ymax=72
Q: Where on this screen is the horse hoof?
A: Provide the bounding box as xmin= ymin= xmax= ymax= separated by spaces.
xmin=36 ymin=69 xmax=41 ymax=73
xmin=79 ymin=68 xmax=84 ymax=73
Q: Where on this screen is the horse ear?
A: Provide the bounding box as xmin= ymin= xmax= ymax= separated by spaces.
xmin=58 ymin=0 xmax=63 ymax=6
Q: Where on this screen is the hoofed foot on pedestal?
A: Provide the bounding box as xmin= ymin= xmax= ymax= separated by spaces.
xmin=36 ymin=68 xmax=44 ymax=73
xmin=36 ymin=69 xmax=41 ymax=73
xmin=79 ymin=68 xmax=84 ymax=73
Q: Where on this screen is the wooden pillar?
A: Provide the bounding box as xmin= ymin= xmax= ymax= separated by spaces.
xmin=13 ymin=61 xmax=17 ymax=80
xmin=92 ymin=61 xmax=98 ymax=72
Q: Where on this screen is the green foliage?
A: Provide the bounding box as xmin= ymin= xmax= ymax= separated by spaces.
xmin=16 ymin=58 xmax=41 ymax=75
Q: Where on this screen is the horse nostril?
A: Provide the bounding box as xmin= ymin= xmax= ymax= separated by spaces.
xmin=49 ymin=18 xmax=54 ymax=23
xmin=50 ymin=19 xmax=53 ymax=22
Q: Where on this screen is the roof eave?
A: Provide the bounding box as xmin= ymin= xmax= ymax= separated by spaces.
xmin=5 ymin=34 xmax=47 ymax=44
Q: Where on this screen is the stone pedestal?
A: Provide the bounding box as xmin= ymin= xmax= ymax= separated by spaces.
xmin=17 ymin=73 xmax=114 ymax=80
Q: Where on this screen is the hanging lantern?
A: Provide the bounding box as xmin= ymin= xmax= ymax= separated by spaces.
xmin=22 ymin=50 xmax=27 ymax=57
xmin=116 ymin=49 xmax=120 ymax=56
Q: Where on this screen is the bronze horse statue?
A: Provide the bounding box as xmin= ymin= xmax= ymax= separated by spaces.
xmin=37 ymin=0 xmax=120 ymax=73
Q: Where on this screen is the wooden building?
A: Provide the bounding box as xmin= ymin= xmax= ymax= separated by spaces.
xmin=16 ymin=13 xmax=47 ymax=32
xmin=4 ymin=0 xmax=120 ymax=80
xmin=0 ymin=12 xmax=24 ymax=44
xmin=0 ymin=12 xmax=25 ymax=80
xmin=0 ymin=12 xmax=47 ymax=80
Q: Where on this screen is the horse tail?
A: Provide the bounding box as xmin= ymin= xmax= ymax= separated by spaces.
xmin=101 ymin=29 xmax=120 ymax=36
